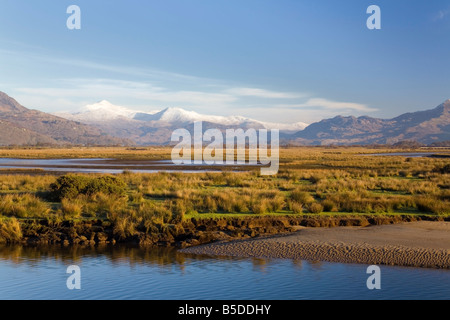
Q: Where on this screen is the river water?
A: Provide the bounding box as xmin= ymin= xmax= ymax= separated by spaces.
xmin=0 ymin=245 xmax=448 ymax=300
xmin=0 ymin=158 xmax=259 ymax=174
xmin=362 ymin=152 xmax=445 ymax=158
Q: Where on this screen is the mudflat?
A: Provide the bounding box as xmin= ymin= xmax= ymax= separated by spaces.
xmin=181 ymin=221 xmax=450 ymax=269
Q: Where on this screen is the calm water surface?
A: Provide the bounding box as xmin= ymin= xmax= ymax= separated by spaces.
xmin=362 ymin=152 xmax=439 ymax=158
xmin=0 ymin=158 xmax=256 ymax=174
xmin=0 ymin=245 xmax=448 ymax=300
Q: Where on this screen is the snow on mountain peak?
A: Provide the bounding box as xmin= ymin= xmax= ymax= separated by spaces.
xmin=158 ymin=107 xmax=197 ymax=122
xmin=156 ymin=107 xmax=243 ymax=124
xmin=79 ymin=100 xmax=138 ymax=120
xmin=55 ymin=101 xmax=309 ymax=132
xmin=152 ymin=107 xmax=308 ymax=131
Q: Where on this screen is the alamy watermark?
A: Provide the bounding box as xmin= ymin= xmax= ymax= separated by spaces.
xmin=67 ymin=5 xmax=81 ymax=30
xmin=171 ymin=122 xmax=279 ymax=176
xmin=366 ymin=265 xmax=381 ymax=290
xmin=367 ymin=5 xmax=381 ymax=30
xmin=66 ymin=5 xmax=379 ymax=31
xmin=66 ymin=265 xmax=81 ymax=290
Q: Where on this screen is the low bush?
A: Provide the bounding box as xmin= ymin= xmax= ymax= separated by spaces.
xmin=50 ymin=175 xmax=127 ymax=201
xmin=49 ymin=175 xmax=90 ymax=200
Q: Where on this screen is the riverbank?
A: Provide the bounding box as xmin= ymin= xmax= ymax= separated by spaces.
xmin=181 ymin=221 xmax=450 ymax=269
xmin=1 ymin=214 xmax=448 ymax=250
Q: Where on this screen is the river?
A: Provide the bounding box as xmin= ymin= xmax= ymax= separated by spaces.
xmin=0 ymin=245 xmax=448 ymax=300
xmin=0 ymin=158 xmax=260 ymax=174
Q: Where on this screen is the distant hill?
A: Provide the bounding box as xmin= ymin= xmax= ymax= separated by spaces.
xmin=287 ymin=100 xmax=450 ymax=145
xmin=0 ymin=92 xmax=130 ymax=146
xmin=55 ymin=101 xmax=308 ymax=145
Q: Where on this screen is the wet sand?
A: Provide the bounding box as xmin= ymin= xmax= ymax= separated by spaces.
xmin=182 ymin=221 xmax=450 ymax=269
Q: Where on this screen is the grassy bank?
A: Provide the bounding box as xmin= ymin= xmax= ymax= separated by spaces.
xmin=1 ymin=214 xmax=448 ymax=247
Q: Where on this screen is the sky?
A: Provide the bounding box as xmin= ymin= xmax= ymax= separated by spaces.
xmin=0 ymin=0 xmax=450 ymax=124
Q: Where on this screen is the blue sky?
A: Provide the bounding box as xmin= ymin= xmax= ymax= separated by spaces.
xmin=0 ymin=0 xmax=449 ymax=124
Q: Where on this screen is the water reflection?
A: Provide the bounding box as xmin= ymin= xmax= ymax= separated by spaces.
xmin=0 ymin=244 xmax=267 ymax=270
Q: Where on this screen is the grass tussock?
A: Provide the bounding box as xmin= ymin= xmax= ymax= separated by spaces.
xmin=0 ymin=194 xmax=50 ymax=218
xmin=0 ymin=217 xmax=23 ymax=243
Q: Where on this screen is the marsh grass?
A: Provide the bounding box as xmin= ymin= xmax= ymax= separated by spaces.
xmin=0 ymin=147 xmax=446 ymax=233
xmin=0 ymin=194 xmax=50 ymax=218
xmin=0 ymin=217 xmax=22 ymax=243
xmin=60 ymin=198 xmax=83 ymax=218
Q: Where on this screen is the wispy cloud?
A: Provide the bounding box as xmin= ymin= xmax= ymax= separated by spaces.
xmin=226 ymin=87 xmax=304 ymax=99
xmin=15 ymin=78 xmax=238 ymax=112
xmin=279 ymin=98 xmax=377 ymax=113
xmin=434 ymin=8 xmax=450 ymax=21
xmin=0 ymin=48 xmax=213 ymax=85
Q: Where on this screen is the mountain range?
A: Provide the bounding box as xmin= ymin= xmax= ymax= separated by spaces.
xmin=287 ymin=99 xmax=450 ymax=145
xmin=54 ymin=100 xmax=308 ymax=145
xmin=0 ymin=90 xmax=449 ymax=146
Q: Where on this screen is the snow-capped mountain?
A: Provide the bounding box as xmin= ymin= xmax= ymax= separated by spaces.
xmin=54 ymin=101 xmax=309 ymax=145
xmin=134 ymin=107 xmax=308 ymax=131
xmin=59 ymin=101 xmax=308 ymax=130
xmin=133 ymin=107 xmax=248 ymax=125
xmin=55 ymin=100 xmax=145 ymax=122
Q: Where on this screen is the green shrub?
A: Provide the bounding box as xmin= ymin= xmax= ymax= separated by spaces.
xmin=83 ymin=176 xmax=127 ymax=196
xmin=50 ymin=175 xmax=91 ymax=200
xmin=50 ymin=175 xmax=127 ymax=201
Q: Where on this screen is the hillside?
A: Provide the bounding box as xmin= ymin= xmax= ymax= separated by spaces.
xmin=288 ymin=100 xmax=450 ymax=145
xmin=0 ymin=92 xmax=130 ymax=146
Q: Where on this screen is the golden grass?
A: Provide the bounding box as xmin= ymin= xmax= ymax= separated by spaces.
xmin=0 ymin=217 xmax=23 ymax=243
xmin=0 ymin=146 xmax=171 ymax=160
xmin=0 ymin=147 xmax=447 ymax=230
